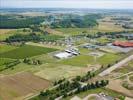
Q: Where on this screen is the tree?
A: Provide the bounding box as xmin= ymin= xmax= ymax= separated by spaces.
xmin=90 ymin=83 xmax=95 ymax=89
xmin=40 ymin=91 xmax=45 ymax=96
xmin=75 ymin=76 xmax=81 ymax=81
xmin=37 ymin=60 xmax=42 ymax=65
xmin=107 ymin=64 xmax=111 ymax=68
xmin=95 ymin=81 xmax=100 ymax=88
xmin=100 ymin=80 xmax=106 ymax=86
xmin=63 ymin=93 xmax=67 ymax=98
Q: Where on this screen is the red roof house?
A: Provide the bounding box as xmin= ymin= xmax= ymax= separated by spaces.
xmin=113 ymin=41 xmax=133 ymax=47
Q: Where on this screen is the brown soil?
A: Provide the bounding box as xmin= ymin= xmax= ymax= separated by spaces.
xmin=0 ymin=72 xmax=51 ymax=100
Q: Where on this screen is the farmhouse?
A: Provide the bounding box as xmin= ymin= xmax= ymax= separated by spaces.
xmin=113 ymin=41 xmax=133 ymax=48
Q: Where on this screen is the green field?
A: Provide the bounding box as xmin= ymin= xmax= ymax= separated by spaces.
xmin=0 ymin=58 xmax=15 ymax=65
xmin=97 ymin=53 xmax=121 ymax=66
xmin=96 ymin=37 xmax=110 ymax=44
xmin=0 ymin=44 xmax=18 ymax=54
xmin=59 ymin=55 xmax=94 ymax=67
xmin=59 ymin=53 xmax=121 ymax=67
xmin=0 ymin=45 xmax=57 ymax=59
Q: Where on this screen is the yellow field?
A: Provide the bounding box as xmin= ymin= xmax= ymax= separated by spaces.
xmin=0 ymin=29 xmax=15 ymax=34
xmin=97 ymin=22 xmax=124 ymax=32
xmin=0 ymin=29 xmax=31 ymax=41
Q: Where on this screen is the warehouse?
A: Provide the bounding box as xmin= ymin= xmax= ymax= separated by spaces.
xmin=54 ymin=52 xmax=73 ymax=59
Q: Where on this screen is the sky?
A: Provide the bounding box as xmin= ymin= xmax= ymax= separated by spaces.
xmin=1 ymin=0 xmax=133 ymax=9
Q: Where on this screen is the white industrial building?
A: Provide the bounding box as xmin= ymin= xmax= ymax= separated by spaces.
xmin=54 ymin=52 xmax=73 ymax=59
xmin=54 ymin=47 xmax=80 ymax=59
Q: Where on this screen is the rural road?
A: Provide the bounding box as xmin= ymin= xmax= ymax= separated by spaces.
xmin=99 ymin=55 xmax=133 ymax=76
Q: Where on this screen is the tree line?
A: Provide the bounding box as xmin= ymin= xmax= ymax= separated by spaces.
xmin=38 ymin=79 xmax=109 ymax=100
xmin=23 ymin=58 xmax=42 ymax=65
xmin=32 ymin=71 xmax=109 ymax=100
xmin=5 ymin=33 xmax=63 ymax=43
xmin=0 ymin=15 xmax=44 ymax=29
xmin=0 ymin=59 xmax=20 ymax=71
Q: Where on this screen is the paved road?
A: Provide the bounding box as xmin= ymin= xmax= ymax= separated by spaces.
xmin=99 ymin=55 xmax=133 ymax=76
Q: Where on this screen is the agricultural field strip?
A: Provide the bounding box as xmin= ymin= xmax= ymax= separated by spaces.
xmin=25 ymin=42 xmax=64 ymax=50
xmin=0 ymin=72 xmax=51 ymax=100
xmin=0 ymin=45 xmax=57 ymax=59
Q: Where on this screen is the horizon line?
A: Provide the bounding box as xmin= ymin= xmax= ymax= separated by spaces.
xmin=1 ymin=7 xmax=133 ymax=10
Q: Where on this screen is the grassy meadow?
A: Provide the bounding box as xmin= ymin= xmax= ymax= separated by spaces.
xmin=0 ymin=44 xmax=18 ymax=54
xmin=59 ymin=53 xmax=122 ymax=67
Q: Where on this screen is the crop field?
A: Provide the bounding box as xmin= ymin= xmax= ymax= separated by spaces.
xmin=0 ymin=29 xmax=31 ymax=41
xmin=26 ymin=42 xmax=64 ymax=50
xmin=0 ymin=58 xmax=14 ymax=71
xmin=34 ymin=64 xmax=88 ymax=81
xmin=0 ymin=29 xmax=15 ymax=34
xmin=0 ymin=72 xmax=51 ymax=100
xmin=0 ymin=29 xmax=17 ymax=41
xmin=0 ymin=45 xmax=57 ymax=59
xmin=45 ymin=28 xmax=64 ymax=35
xmin=0 ymin=44 xmax=18 ymax=54
xmin=0 ymin=58 xmax=15 ymax=67
xmin=97 ymin=21 xmax=124 ymax=32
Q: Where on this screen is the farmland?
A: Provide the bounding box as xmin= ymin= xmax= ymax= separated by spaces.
xmin=0 ymin=29 xmax=15 ymax=34
xmin=0 ymin=58 xmax=15 ymax=66
xmin=55 ymin=16 xmax=133 ymax=36
xmin=0 ymin=29 xmax=31 ymax=41
xmin=0 ymin=72 xmax=51 ymax=100
xmin=0 ymin=45 xmax=57 ymax=59
xmin=0 ymin=8 xmax=133 ymax=100
xmin=0 ymin=44 xmax=18 ymax=54
xmin=59 ymin=53 xmax=122 ymax=67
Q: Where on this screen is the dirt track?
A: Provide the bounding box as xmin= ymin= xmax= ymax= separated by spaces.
xmin=107 ymin=79 xmax=133 ymax=98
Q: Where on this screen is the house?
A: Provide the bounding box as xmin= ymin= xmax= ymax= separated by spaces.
xmin=113 ymin=41 xmax=133 ymax=48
